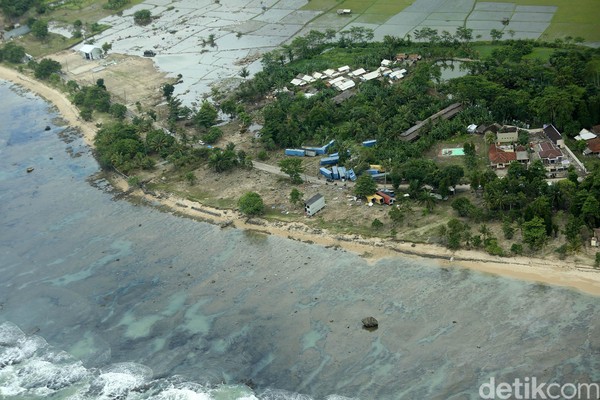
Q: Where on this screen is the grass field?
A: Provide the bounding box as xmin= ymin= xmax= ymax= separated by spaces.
xmin=303 ymin=0 xmax=599 ymax=43
xmin=479 ymin=0 xmax=600 ymax=42
xmin=15 ymin=34 xmax=83 ymax=58
xmin=473 ymin=44 xmax=557 ymax=62
xmin=41 ymin=0 xmax=145 ymax=25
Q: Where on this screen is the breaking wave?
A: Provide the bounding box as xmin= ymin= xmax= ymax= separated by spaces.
xmin=0 ymin=322 xmax=354 ymax=400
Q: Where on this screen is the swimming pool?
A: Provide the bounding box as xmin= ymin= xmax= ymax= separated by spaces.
xmin=441 ymin=148 xmax=465 ymax=156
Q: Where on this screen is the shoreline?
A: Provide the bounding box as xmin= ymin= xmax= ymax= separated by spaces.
xmin=2 ymin=66 xmax=600 ymax=297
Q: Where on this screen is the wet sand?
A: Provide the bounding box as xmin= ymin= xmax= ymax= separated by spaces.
xmin=2 ymin=65 xmax=600 ymax=297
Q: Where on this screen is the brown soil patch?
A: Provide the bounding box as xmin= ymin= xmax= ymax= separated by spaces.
xmin=49 ymin=50 xmax=170 ymax=109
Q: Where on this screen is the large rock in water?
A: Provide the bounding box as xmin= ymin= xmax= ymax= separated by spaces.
xmin=362 ymin=316 xmax=378 ymax=330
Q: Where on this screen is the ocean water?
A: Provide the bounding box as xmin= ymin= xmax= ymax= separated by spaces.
xmin=0 ymin=80 xmax=599 ymax=400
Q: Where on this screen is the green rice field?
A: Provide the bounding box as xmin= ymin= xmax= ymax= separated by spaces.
xmin=477 ymin=0 xmax=600 ymax=41
xmin=302 ymin=0 xmax=600 ymax=43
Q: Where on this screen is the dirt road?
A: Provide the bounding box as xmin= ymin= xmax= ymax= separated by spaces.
xmin=252 ymin=161 xmax=326 ymax=184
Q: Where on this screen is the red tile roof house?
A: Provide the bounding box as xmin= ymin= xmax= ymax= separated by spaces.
xmin=543 ymin=124 xmax=565 ymax=148
xmin=537 ymin=142 xmax=564 ymax=170
xmin=583 ymin=137 xmax=600 ymax=156
xmin=489 ymin=144 xmax=516 ymax=169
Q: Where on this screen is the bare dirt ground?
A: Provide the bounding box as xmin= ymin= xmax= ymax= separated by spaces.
xmin=49 ymin=50 xmax=170 ymax=109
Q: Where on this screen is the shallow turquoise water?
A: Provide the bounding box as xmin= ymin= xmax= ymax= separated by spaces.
xmin=0 ymin=81 xmax=599 ymax=399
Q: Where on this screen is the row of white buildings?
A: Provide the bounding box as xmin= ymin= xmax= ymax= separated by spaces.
xmin=290 ymin=59 xmax=408 ymax=92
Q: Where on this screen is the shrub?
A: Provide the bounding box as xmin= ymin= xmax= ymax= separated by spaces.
xmin=0 ymin=42 xmax=26 ymax=63
xmin=257 ymin=150 xmax=268 ymax=161
xmin=133 ymin=9 xmax=152 ymax=25
xmin=104 ymin=0 xmax=130 ymax=10
xmin=202 ymin=126 xmax=223 ymax=144
xmin=184 ymin=171 xmax=196 ymax=185
xmin=485 ymin=238 xmax=504 ymax=256
xmin=238 ymin=192 xmax=264 ymax=216
xmin=502 ymin=219 xmax=514 ymax=239
xmin=289 ymin=188 xmax=303 ymax=205
xmin=34 ymin=58 xmax=61 ymax=79
xmin=109 ymin=103 xmax=127 ymax=120
xmin=372 ymin=218 xmax=383 ymax=229
xmin=555 ymin=244 xmax=568 ymax=260
xmin=511 ymin=243 xmax=523 ymax=255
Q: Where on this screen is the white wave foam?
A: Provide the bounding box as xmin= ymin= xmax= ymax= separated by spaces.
xmin=155 ymin=388 xmax=213 ymax=400
xmin=0 ymin=322 xmax=344 ymax=400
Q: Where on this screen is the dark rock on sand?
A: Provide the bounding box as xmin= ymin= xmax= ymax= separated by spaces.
xmin=362 ymin=316 xmax=379 ymax=330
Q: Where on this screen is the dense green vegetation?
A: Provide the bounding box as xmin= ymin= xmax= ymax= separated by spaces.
xmin=278 ymin=158 xmax=304 ymax=184
xmin=226 ymin=29 xmax=600 ymax=255
xmin=0 ymin=0 xmax=40 ymax=18
xmin=133 ymin=9 xmax=152 ymax=25
xmin=0 ymin=42 xmax=26 ymax=63
xmin=238 ymin=192 xmax=265 ymax=216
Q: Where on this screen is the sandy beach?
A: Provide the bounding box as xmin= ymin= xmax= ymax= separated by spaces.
xmin=2 ymin=65 xmax=600 ymax=297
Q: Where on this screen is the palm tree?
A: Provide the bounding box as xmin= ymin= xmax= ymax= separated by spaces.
xmin=419 ymin=191 xmax=436 ymax=212
xmin=479 ymin=224 xmax=491 ymax=242
xmin=207 ymin=33 xmax=216 ymax=47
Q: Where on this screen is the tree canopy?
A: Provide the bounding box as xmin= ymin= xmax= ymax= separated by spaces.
xmin=238 ymin=192 xmax=264 ymax=216
xmin=133 ymin=9 xmax=152 ymax=25
xmin=278 ymin=158 xmax=304 ymax=184
xmin=33 ymin=58 xmax=61 ymax=79
xmin=354 ymin=175 xmax=377 ymax=199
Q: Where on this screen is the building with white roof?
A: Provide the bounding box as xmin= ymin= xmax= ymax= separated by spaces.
xmin=361 ymin=71 xmax=380 ymax=81
xmin=290 ymin=78 xmax=306 ymax=86
xmin=349 ymin=68 xmax=366 ymax=77
xmin=389 ymin=70 xmax=405 ymax=80
xmin=78 ymin=44 xmax=103 ymax=60
xmin=333 ymin=79 xmax=355 ymax=91
xmin=575 ymin=128 xmax=597 ymax=141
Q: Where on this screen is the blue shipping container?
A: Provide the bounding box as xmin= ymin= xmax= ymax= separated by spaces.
xmin=347 ymin=169 xmax=357 ymax=181
xmin=332 ymin=166 xmax=340 ymax=180
xmin=365 ymin=169 xmax=380 ymax=175
xmin=371 ymin=173 xmax=388 ymax=180
xmin=362 ymin=139 xmax=377 ymax=147
xmin=320 ymin=155 xmax=339 ymax=166
xmin=338 ymin=166 xmax=347 ymax=179
xmin=319 ymin=167 xmax=333 ymax=179
xmin=285 ymin=149 xmax=305 ymax=157
xmin=303 ymin=147 xmax=327 ymax=155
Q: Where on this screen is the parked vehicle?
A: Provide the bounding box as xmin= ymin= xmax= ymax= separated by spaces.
xmin=376 ymin=191 xmax=395 ymax=205
xmin=366 ymin=194 xmax=384 ymax=205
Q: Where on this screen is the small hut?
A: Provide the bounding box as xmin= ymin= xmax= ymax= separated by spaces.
xmin=78 ymin=44 xmax=103 ymax=60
